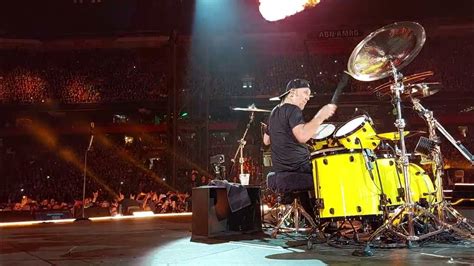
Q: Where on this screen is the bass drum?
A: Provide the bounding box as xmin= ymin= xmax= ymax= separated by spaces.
xmin=308 ymin=123 xmax=338 ymax=150
xmin=334 ymin=115 xmax=379 ymax=150
xmin=312 ymin=150 xmax=382 ymax=220
xmin=373 ymin=158 xmax=435 ymax=207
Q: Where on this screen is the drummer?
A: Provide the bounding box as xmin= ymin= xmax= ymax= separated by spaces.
xmin=263 ymin=79 xmax=337 ymax=174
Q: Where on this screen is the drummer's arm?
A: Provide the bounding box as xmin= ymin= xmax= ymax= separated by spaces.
xmin=292 ymin=104 xmax=337 ymax=143
xmin=292 ymin=116 xmax=325 ymax=143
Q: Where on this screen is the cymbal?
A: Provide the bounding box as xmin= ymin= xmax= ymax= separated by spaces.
xmin=347 ymin=21 xmax=426 ymax=81
xmin=372 ymin=70 xmax=434 ymax=94
xmin=405 ymin=82 xmax=441 ymax=98
xmin=232 ymin=104 xmax=271 ymax=113
xmin=368 ymin=130 xmax=425 ymax=141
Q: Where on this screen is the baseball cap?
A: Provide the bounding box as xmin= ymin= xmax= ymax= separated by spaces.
xmin=269 ymin=78 xmax=313 ymax=101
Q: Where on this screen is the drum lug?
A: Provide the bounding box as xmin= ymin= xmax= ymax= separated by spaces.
xmin=315 ymin=198 xmax=324 ymax=209
xmin=379 ymin=194 xmax=388 ymax=208
xmin=397 ymin=187 xmax=405 ymax=200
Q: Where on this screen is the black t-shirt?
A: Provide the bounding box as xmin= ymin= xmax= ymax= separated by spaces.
xmin=267 ymin=103 xmax=311 ymax=173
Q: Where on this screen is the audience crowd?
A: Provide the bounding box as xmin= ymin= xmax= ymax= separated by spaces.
xmin=0 ymin=136 xmax=196 ymax=218
xmin=0 ymin=36 xmax=471 ymax=105
xmin=0 ymin=49 xmax=168 ymax=104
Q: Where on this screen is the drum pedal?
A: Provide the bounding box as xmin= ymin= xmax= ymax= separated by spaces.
xmin=418 ymin=198 xmax=429 ymax=208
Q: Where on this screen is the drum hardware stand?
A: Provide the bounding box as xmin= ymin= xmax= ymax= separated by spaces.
xmin=230 ymin=110 xmax=254 ymax=182
xmin=412 ymin=98 xmax=474 ymax=237
xmin=261 ymin=193 xmax=285 ymax=228
xmin=355 ymin=64 xmax=446 ymax=256
xmin=271 ymin=196 xmax=318 ymax=238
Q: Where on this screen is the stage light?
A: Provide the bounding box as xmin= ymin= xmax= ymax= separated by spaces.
xmin=132 ymin=211 xmax=155 ymax=217
xmin=0 ymin=213 xmax=192 ymax=228
xmin=259 ymin=0 xmax=321 ymax=22
xmin=124 ymin=136 xmax=134 ymax=144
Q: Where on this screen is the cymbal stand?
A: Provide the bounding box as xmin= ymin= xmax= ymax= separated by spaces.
xmin=412 ymin=98 xmax=473 ymax=237
xmin=356 ymin=63 xmax=445 ymax=255
xmin=231 ymin=111 xmax=254 ymax=180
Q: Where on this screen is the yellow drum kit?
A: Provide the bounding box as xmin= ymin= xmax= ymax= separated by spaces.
xmin=309 ymin=115 xmax=435 ymax=220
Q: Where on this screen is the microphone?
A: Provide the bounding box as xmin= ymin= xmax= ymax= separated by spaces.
xmin=330 ymin=72 xmax=350 ymax=104
xmin=87 ymin=122 xmax=94 ymax=151
xmin=355 ymin=108 xmax=374 ymax=124
xmin=361 ymin=148 xmax=374 ymax=172
xmin=357 ymin=137 xmax=373 ymax=171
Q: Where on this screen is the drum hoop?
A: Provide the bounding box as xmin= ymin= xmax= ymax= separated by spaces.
xmin=311 ymin=147 xmax=363 ymax=158
xmin=334 ymin=115 xmax=371 ymax=139
xmin=313 ymin=123 xmax=336 ymax=141
xmin=314 ymin=135 xmax=334 ymax=142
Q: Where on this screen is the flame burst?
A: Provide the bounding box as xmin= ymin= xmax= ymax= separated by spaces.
xmin=259 ymin=0 xmax=321 ymax=22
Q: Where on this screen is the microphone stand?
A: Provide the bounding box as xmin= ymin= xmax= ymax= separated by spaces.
xmin=230 ymin=111 xmax=255 ymax=182
xmin=75 ymin=125 xmax=94 ymax=222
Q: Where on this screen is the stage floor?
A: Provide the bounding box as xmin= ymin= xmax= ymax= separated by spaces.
xmin=1 ymin=215 xmax=473 ymax=265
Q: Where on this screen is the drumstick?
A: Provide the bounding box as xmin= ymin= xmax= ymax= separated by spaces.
xmin=330 ymin=72 xmax=350 ymax=104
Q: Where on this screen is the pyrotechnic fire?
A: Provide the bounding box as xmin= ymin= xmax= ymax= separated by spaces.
xmin=259 ymin=0 xmax=321 ymax=22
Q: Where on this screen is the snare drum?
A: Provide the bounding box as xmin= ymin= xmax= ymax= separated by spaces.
xmin=309 ymin=123 xmax=338 ymax=150
xmin=334 ymin=115 xmax=379 ymax=150
xmin=312 ymin=151 xmax=382 ymax=219
xmin=373 ymin=158 xmax=435 ymax=207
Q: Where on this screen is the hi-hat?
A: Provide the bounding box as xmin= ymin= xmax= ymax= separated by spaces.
xmin=368 ymin=130 xmax=425 ymax=141
xmin=232 ymin=104 xmax=271 ymax=113
xmin=347 ymin=21 xmax=426 ymax=81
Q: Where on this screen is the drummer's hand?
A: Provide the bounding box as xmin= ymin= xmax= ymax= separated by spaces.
xmin=316 ymin=104 xmax=337 ymax=120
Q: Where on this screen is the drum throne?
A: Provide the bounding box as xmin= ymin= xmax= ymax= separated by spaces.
xmin=266 ymin=171 xmax=317 ymax=238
